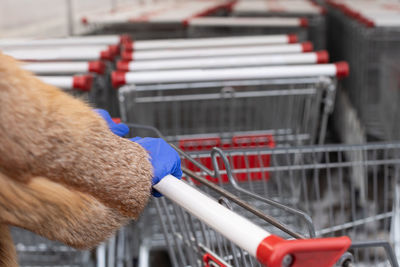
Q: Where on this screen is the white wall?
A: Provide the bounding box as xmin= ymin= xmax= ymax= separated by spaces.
xmin=0 ymin=0 xmax=133 ymax=38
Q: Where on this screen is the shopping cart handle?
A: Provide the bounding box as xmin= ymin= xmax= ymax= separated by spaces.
xmin=154 ymin=176 xmax=351 ymax=267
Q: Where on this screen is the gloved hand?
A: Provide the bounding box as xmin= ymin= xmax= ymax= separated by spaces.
xmin=130 ymin=137 xmax=182 ymax=197
xmin=94 ymin=109 xmax=129 ymax=137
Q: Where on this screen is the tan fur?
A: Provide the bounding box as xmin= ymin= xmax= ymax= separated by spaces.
xmin=0 ymin=52 xmax=153 ymax=218
xmin=0 ymin=173 xmax=128 ymax=249
xmin=0 ymin=224 xmax=18 ymax=267
xmin=0 ymin=52 xmax=154 ymax=264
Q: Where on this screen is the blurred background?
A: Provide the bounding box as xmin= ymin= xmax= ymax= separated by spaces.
xmin=1 ymin=0 xmax=400 ymax=266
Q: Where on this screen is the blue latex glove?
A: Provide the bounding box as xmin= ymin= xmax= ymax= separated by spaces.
xmin=130 ymin=137 xmax=182 ymax=197
xmin=95 ymin=109 xmax=129 ymax=137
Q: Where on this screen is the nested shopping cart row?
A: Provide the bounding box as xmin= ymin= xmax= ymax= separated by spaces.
xmin=1 ymin=32 xmax=334 ymax=266
xmin=327 ymin=0 xmax=400 ymax=141
xmin=80 ymin=0 xmax=319 ymax=45
xmin=114 ymin=55 xmax=354 ymax=267
xmin=117 ymin=62 xmax=347 ymax=146
xmin=0 ymin=35 xmax=131 ymax=116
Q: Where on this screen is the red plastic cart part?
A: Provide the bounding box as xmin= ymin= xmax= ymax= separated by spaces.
xmin=203 ymin=253 xmax=227 ymax=267
xmin=117 ymin=60 xmax=130 ymax=72
xmin=120 ymin=34 xmax=132 ymax=45
xmin=180 ymin=134 xmax=275 ymax=184
xmin=108 ymin=45 xmax=120 ymax=57
xmin=335 ymin=61 xmax=350 ymax=79
xmin=88 ymin=61 xmax=106 ymax=74
xmin=316 ymin=50 xmax=329 ymax=64
xmin=112 ymin=71 xmax=126 ymax=88
xmin=287 ymin=34 xmax=298 ymax=44
xmin=81 ymin=17 xmax=88 ymax=25
xmin=111 ymin=118 xmax=121 ymax=124
xmin=72 ymin=75 xmax=93 ymax=92
xmin=121 ymin=51 xmax=133 ymax=61
xmin=100 ymin=49 xmax=114 ymax=61
xmin=300 ymin=17 xmax=309 ymax=27
xmin=256 ymin=235 xmax=351 ymax=267
xmin=122 ymin=41 xmax=134 ymax=52
xmin=301 ymin=42 xmax=313 ymax=52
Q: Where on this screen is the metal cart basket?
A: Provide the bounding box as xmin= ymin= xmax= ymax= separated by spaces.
xmin=154 ymin=140 xmax=400 ymax=266
xmin=117 ymin=63 xmax=347 ymax=147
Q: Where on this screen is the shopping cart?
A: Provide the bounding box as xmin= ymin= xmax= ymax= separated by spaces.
xmin=113 ymin=122 xmax=399 ymax=267
xmin=116 ymin=63 xmax=348 ymax=147
xmin=231 ymin=0 xmax=327 ymax=50
xmin=327 ymin=0 xmax=400 ymax=140
xmin=154 ymin=140 xmax=400 ymax=267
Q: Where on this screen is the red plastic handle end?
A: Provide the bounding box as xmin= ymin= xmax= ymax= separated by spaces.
xmin=120 ymin=34 xmax=132 ymax=44
xmin=100 ymin=49 xmax=114 ymax=61
xmin=73 ymin=75 xmax=93 ymax=91
xmin=256 ymin=235 xmax=351 ymax=267
xmin=316 ymin=50 xmax=329 ymax=64
xmin=88 ymin=61 xmax=106 ymax=74
xmin=112 ymin=71 xmax=126 ymax=88
xmin=81 ymin=17 xmax=88 ymax=25
xmin=122 ymin=41 xmax=134 ymax=52
xmin=300 ymin=17 xmax=309 ymax=27
xmin=108 ymin=45 xmax=120 ymax=57
xmin=335 ymin=61 xmax=350 ymax=78
xmin=121 ymin=51 xmax=133 ymax=61
xmin=287 ymin=34 xmax=298 ymax=44
xmin=117 ymin=60 xmax=130 ymax=72
xmin=301 ymin=42 xmax=313 ymax=52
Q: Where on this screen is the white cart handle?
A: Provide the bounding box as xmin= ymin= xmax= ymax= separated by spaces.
xmin=4 ymin=46 xmax=115 ymax=61
xmin=154 ymin=175 xmax=351 ymax=267
xmin=187 ymin=17 xmax=309 ymax=28
xmin=39 ymin=75 xmax=93 ymax=91
xmin=0 ymin=35 xmax=129 ymax=47
xmin=121 ymin=42 xmax=312 ymax=61
xmin=112 ymin=62 xmax=349 ymax=87
xmin=23 ymin=61 xmax=105 ymax=75
xmin=123 ymin=34 xmax=298 ymax=51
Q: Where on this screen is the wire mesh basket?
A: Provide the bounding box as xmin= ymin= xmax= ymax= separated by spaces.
xmin=117 ymin=67 xmax=343 ymax=146
xmin=155 ymin=141 xmax=400 ymax=267
xmin=327 ymin=0 xmax=400 ymax=140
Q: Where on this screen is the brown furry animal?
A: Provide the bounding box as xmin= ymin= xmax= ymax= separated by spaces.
xmin=0 ymin=53 xmax=153 ymax=265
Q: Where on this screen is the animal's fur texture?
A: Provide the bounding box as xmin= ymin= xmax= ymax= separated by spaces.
xmin=0 ymin=224 xmax=17 ymax=267
xmin=0 ymin=52 xmax=153 ymax=264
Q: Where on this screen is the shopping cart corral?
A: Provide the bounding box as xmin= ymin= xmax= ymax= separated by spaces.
xmin=117 ymin=63 xmax=348 ymax=147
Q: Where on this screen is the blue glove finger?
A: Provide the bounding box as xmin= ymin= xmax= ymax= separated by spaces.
xmin=94 ymin=109 xmax=129 ymax=137
xmin=130 ymin=137 xmax=182 ymax=197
